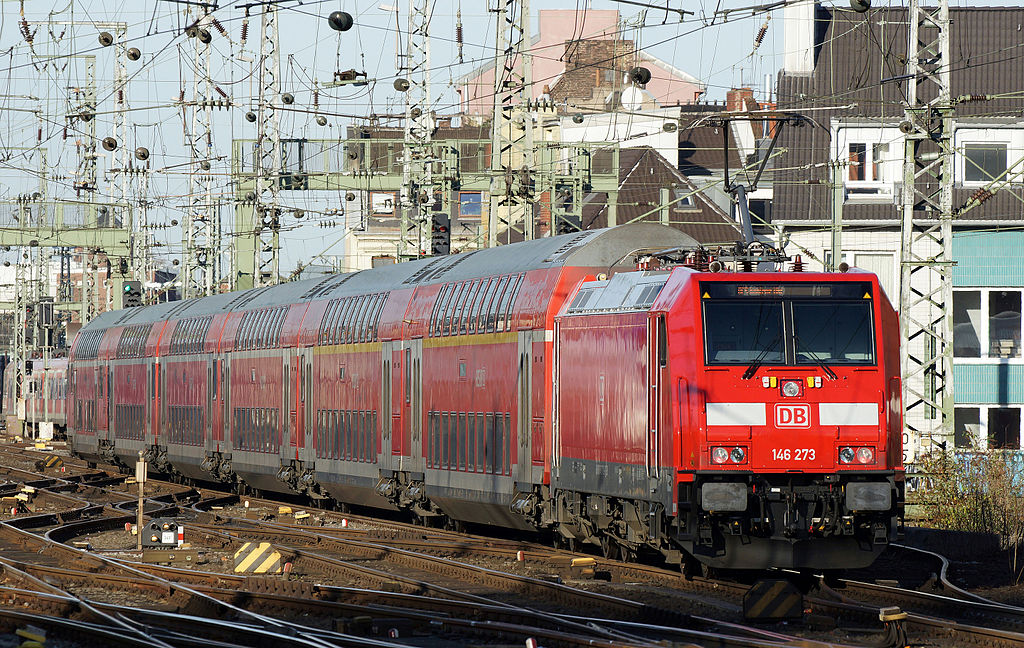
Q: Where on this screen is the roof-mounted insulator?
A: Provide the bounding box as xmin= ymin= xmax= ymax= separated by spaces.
xmin=790 ymin=255 xmax=804 ymax=272
xmin=741 ymin=259 xmax=753 ymax=272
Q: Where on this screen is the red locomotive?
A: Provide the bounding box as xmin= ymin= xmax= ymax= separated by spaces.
xmin=3 ymin=358 xmax=68 ymax=438
xmin=62 ymin=224 xmax=903 ymax=570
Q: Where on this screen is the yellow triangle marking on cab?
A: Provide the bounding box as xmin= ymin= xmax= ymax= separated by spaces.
xmin=702 ymin=292 xmax=710 ymax=298
xmin=863 ymin=292 xmax=871 ymax=298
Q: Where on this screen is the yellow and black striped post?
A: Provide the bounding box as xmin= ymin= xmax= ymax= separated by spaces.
xmin=233 ymin=542 xmax=282 ymax=574
xmin=742 ymin=579 xmax=803 ymax=620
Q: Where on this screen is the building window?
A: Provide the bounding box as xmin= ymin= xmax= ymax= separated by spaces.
xmin=954 ymin=405 xmax=1022 ymax=450
xmin=990 ymin=407 xmax=1021 ymax=449
xmin=371 ymin=192 xmax=396 ymax=215
xmin=458 ymin=192 xmax=482 ymax=219
xmin=964 ymin=143 xmax=1007 ymax=182
xmin=835 ymin=127 xmax=899 ymax=201
xmin=847 ymin=142 xmax=890 ymax=184
xmin=953 ymin=288 xmax=1022 ymax=359
xmin=990 ymin=291 xmax=1021 ymax=358
xmin=954 ymin=407 xmax=981 ymax=449
xmin=953 ymin=291 xmax=982 ymax=358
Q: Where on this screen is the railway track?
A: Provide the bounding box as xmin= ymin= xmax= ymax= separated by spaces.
xmin=2 ymin=440 xmax=1021 ymax=648
xmin=0 ymin=442 xmax=865 ymax=648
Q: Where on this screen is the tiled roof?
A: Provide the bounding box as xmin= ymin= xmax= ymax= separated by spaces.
xmin=774 ymin=6 xmax=1024 ymax=223
xmin=582 ymin=146 xmax=744 ymax=244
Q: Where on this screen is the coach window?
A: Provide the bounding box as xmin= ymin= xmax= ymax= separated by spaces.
xmin=443 ymin=283 xmax=466 ymax=336
xmin=487 ymin=276 xmax=510 ymax=332
xmin=353 ymin=296 xmax=368 ymax=342
xmin=467 ymin=278 xmax=490 ymax=334
xmin=478 ymin=277 xmax=500 ymax=332
xmin=352 ymin=297 xmax=368 ymax=343
xmin=469 ymin=278 xmax=492 ymax=334
xmin=458 ymin=281 xmax=480 ymax=335
xmin=357 ymin=295 xmax=374 ymax=342
xmin=339 ymin=298 xmax=354 ymax=343
xmin=321 ymin=301 xmax=335 ymax=345
xmin=355 ymin=296 xmax=371 ymax=342
xmin=460 ymin=281 xmax=482 ymax=335
xmin=502 ymin=275 xmax=523 ymax=331
xmin=432 ymin=284 xmax=454 ymax=336
xmin=457 ymin=411 xmax=467 ymax=470
xmin=329 ymin=299 xmax=344 ymax=344
xmin=345 ymin=297 xmax=362 ymax=344
xmin=366 ymin=294 xmax=382 ymax=341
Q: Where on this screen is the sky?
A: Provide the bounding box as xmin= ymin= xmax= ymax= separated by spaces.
xmin=0 ymin=0 xmax=1014 ymax=278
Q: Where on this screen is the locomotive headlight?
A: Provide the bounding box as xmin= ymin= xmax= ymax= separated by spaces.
xmin=839 ymin=447 xmax=856 ymax=464
xmin=856 ymin=447 xmax=875 ymax=464
xmin=730 ymin=446 xmax=746 ymax=463
xmin=712 ymin=447 xmax=730 ymax=464
xmin=780 ymin=379 xmax=802 ymax=398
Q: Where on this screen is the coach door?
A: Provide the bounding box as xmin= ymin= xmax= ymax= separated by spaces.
xmin=516 ymin=331 xmax=534 ymax=485
xmin=98 ymin=366 xmax=110 ymax=443
xmin=647 ymin=315 xmax=666 ymax=487
xmin=295 ymin=348 xmax=314 ymax=461
xmin=403 ymin=340 xmax=422 ymax=468
xmin=381 ymin=341 xmax=394 ymax=467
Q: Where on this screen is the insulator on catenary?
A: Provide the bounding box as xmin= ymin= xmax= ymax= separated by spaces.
xmin=313 ymin=90 xmax=319 ymax=107
xmin=753 ymin=26 xmax=769 ymax=51
xmin=215 ymin=85 xmax=227 ymax=98
xmin=212 ymin=17 xmax=227 ymax=36
xmin=240 ymin=19 xmax=249 ymax=44
xmin=970 ymin=188 xmax=994 ymax=205
xmin=20 ymin=18 xmax=33 ymax=44
xmin=456 ymin=9 xmax=464 ymax=63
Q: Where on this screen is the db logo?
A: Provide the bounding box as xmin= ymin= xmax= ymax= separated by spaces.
xmin=775 ymin=403 xmax=810 ymax=428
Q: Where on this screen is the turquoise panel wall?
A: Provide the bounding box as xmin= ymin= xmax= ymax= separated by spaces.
xmin=954 ymin=231 xmax=1024 ymax=286
xmin=954 ymin=363 xmax=1024 ymax=404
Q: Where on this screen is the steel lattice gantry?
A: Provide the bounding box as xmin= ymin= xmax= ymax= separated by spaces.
xmin=487 ymin=0 xmax=535 ymax=246
xmin=899 ymin=0 xmax=954 ymax=464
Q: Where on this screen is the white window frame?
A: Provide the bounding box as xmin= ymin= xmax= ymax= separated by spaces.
xmin=954 ymin=405 xmax=1022 ymax=451
xmin=953 ymin=287 xmax=1023 ymax=362
xmin=833 ymin=126 xmax=901 ymax=203
xmin=954 ymin=127 xmax=1024 ymax=186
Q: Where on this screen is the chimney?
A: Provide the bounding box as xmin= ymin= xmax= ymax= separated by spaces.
xmin=727 ymin=88 xmax=755 ymax=112
xmin=783 ymin=0 xmax=816 ymax=75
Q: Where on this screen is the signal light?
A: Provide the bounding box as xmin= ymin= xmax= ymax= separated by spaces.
xmin=431 ymin=213 xmax=450 ymax=256
xmin=121 ymin=280 xmax=143 ymax=308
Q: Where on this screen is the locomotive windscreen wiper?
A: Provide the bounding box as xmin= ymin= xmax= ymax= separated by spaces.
xmin=741 ymin=335 xmax=781 ymax=380
xmin=793 ymin=333 xmax=838 ymax=380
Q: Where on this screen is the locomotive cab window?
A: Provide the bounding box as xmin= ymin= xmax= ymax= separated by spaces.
xmin=702 ymin=282 xmax=876 ymax=366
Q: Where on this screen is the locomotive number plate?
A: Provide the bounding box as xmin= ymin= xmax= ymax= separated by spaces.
xmin=771 ymin=448 xmax=816 ymax=461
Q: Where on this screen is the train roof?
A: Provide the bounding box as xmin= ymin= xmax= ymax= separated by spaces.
xmin=82 ymin=223 xmax=697 ymax=332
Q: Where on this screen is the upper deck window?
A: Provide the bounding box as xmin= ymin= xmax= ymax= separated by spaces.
xmin=702 ymin=282 xmax=875 ymax=366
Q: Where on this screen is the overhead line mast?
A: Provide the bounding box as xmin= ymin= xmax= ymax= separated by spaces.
xmin=899 ymin=0 xmax=954 ymax=464
xmin=487 ymin=0 xmax=534 ymax=247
